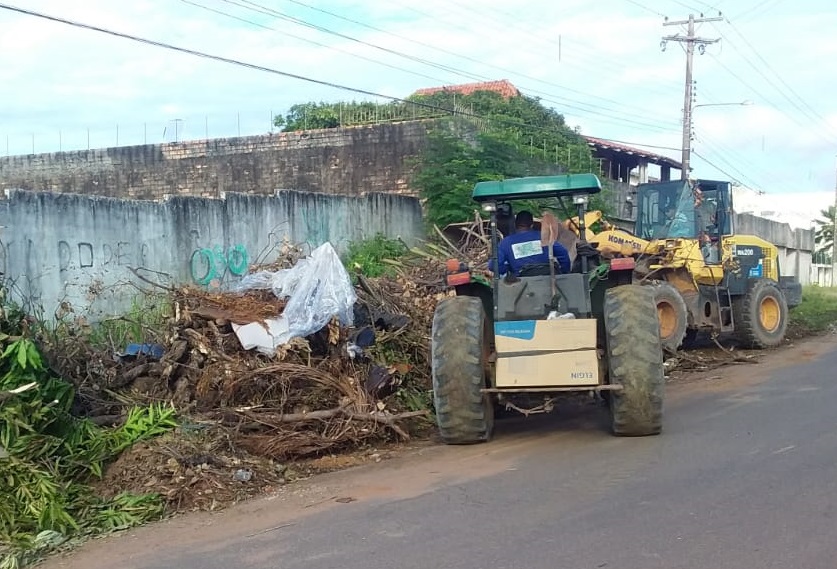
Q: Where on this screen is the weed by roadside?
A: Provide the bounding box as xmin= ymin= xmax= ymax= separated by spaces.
xmin=0 ymin=305 xmax=177 ymax=568
xmin=788 ymin=286 xmax=837 ymax=337
xmin=344 ymin=234 xmax=408 ymax=279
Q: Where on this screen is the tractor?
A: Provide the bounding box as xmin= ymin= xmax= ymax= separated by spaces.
xmin=432 ymin=173 xmax=665 ymax=444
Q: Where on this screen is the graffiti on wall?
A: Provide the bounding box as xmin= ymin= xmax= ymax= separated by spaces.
xmin=189 ymin=244 xmax=249 ymax=286
xmin=57 ymin=240 xmax=150 ymax=272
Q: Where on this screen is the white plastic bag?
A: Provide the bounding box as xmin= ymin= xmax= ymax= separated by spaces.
xmin=282 ymin=242 xmax=356 ymax=339
xmin=236 ymin=242 xmax=356 ymax=352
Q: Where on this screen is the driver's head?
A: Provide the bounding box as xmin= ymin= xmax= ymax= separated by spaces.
xmin=515 ymin=210 xmax=534 ymax=230
xmin=664 ymin=206 xmax=676 ymax=219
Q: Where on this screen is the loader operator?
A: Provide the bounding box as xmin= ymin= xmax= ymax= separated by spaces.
xmin=493 ymin=210 xmax=571 ymax=277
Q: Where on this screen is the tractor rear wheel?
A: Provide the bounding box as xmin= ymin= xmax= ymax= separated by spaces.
xmin=604 ymin=285 xmax=665 ymax=436
xmin=431 ymin=296 xmax=494 ymax=444
xmin=732 ymin=279 xmax=788 ymax=349
xmin=648 ymin=281 xmax=688 ymax=353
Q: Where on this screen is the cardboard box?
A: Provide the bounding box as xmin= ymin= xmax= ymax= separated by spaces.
xmin=493 ymin=319 xmax=599 ymax=388
xmin=494 ymin=318 xmax=596 ymax=355
xmin=495 ymin=350 xmax=599 ymax=387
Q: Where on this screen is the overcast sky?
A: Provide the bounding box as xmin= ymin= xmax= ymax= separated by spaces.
xmin=0 ymin=0 xmax=834 ymax=218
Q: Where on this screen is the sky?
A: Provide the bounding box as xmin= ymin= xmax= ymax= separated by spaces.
xmin=0 ymin=0 xmax=834 ymax=227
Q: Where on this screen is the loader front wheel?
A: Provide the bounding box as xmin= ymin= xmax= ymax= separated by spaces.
xmin=732 ymin=279 xmax=788 ymax=349
xmin=431 ymin=296 xmax=494 ymax=444
xmin=604 ymin=285 xmax=665 ymax=436
xmin=648 ymin=280 xmax=689 ymax=353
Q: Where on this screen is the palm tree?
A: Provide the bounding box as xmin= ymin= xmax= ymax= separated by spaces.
xmin=814 ymin=205 xmax=836 ymax=259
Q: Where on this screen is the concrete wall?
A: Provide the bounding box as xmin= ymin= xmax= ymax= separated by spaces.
xmin=0 ymin=189 xmax=423 ymax=319
xmin=0 ymin=122 xmax=429 ymax=199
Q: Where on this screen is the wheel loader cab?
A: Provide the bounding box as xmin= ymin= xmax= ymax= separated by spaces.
xmin=635 ymin=179 xmax=732 ymax=262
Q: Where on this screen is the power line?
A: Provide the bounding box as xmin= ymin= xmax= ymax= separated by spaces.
xmin=623 ymin=0 xmax=667 ymax=17
xmin=692 ymin=149 xmax=750 ymax=186
xmin=221 ymin=0 xmax=487 ymax=82
xmin=278 ymin=0 xmax=679 ymax=124
xmin=722 ymin=18 xmax=834 ymax=139
xmin=202 ymin=0 xmax=680 ymax=133
xmin=394 ymin=0 xmax=682 ymax=103
xmin=177 ymin=0 xmax=447 ymax=84
xmin=709 ymin=21 xmax=837 ymax=146
xmin=0 ymin=2 xmax=672 ymax=153
xmin=731 ymin=0 xmax=786 ymax=22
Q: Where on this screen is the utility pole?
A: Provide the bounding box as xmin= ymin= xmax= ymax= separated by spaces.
xmin=832 ymin=155 xmax=837 ymax=287
xmin=662 ymin=13 xmax=722 ymax=180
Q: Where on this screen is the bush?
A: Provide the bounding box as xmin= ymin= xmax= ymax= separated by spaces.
xmin=788 ymin=286 xmax=837 ymax=337
xmin=344 ymin=234 xmax=408 ymax=278
xmin=0 ymin=331 xmax=176 ymax=567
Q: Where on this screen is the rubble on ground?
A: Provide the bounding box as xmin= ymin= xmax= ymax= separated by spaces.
xmin=39 ymin=236 xmax=462 ymax=513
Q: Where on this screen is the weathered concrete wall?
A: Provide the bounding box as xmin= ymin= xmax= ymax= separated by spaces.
xmin=0 ymin=190 xmax=423 ymax=319
xmin=0 ymin=122 xmax=429 ymax=199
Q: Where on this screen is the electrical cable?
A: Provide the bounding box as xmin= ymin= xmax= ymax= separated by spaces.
xmin=227 ymin=0 xmax=680 ymax=130
xmin=0 ymin=2 xmax=679 ymax=150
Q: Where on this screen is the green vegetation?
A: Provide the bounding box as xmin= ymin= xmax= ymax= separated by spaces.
xmin=344 ymin=234 xmax=408 ymax=278
xmin=274 ymin=100 xmax=442 ymax=131
xmin=788 ymin=286 xmax=837 ymax=337
xmin=814 ymin=205 xmax=835 ymax=262
xmin=0 ymin=301 xmax=177 ymax=568
xmin=274 ymin=91 xmax=611 ymax=228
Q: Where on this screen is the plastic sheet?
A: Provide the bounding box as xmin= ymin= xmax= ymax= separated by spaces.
xmin=235 ymin=242 xmax=356 ymax=353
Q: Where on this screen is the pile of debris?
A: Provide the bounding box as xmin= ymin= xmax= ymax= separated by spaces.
xmin=36 ymin=240 xmax=458 ymax=511
xmin=34 ymin=227 xmax=491 ymax=512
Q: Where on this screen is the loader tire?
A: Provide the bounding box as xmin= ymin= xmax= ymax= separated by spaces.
xmin=604 ymin=285 xmax=665 ymax=436
xmin=431 ymin=296 xmax=494 ymax=444
xmin=648 ymin=280 xmax=689 ymax=353
xmin=732 ymin=279 xmax=788 ymax=349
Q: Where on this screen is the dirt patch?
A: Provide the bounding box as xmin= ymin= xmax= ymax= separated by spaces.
xmin=93 ymin=426 xmax=288 ymax=513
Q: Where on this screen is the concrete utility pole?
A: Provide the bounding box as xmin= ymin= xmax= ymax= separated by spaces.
xmin=662 ymin=13 xmax=722 ymax=180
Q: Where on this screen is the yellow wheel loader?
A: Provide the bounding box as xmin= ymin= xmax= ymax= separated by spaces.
xmin=580 ymin=179 xmax=802 ymax=351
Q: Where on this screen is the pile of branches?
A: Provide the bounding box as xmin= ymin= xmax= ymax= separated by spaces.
xmin=44 ymin=281 xmax=435 ymax=462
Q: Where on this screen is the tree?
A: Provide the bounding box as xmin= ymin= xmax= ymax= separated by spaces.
xmin=408 ymin=91 xmax=598 ymax=227
xmin=272 ymin=90 xmax=607 ymax=226
xmin=275 ymin=102 xmax=341 ymax=131
xmin=814 ymin=205 xmax=836 ymax=258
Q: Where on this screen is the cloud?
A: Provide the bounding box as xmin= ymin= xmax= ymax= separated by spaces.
xmin=0 ymin=0 xmax=834 ymax=200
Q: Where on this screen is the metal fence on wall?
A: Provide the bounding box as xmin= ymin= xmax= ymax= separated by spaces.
xmin=2 ymin=99 xmax=606 ymax=176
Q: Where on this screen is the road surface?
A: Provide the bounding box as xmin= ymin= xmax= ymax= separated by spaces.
xmin=45 ymin=336 xmax=837 ymax=569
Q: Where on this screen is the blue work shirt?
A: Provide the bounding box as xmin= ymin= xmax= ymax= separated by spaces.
xmin=493 ymin=229 xmax=571 ymax=276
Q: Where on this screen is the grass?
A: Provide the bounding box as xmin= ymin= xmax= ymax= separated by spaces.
xmin=788 ymin=286 xmax=837 ymax=337
xmin=344 ymin=234 xmax=408 ymax=279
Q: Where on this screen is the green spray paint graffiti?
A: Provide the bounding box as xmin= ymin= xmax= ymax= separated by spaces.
xmin=190 ymin=244 xmax=249 ymax=285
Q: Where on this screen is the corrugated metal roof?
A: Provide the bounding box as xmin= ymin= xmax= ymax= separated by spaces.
xmin=583 ymin=135 xmax=682 ymax=169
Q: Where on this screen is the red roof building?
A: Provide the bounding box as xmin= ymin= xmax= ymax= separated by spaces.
xmin=412 ymin=79 xmax=521 ymax=99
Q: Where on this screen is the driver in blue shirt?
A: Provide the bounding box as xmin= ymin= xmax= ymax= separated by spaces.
xmin=494 ymin=210 xmax=571 ymax=276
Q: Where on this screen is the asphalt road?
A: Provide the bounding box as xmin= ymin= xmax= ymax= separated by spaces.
xmin=46 ymin=337 xmax=837 ymax=569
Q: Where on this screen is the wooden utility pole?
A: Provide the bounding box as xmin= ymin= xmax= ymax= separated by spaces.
xmin=662 ymin=13 xmax=722 ymax=180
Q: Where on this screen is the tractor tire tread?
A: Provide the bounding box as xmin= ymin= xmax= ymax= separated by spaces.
xmin=604 ymin=285 xmax=665 ymax=436
xmin=431 ymin=296 xmax=493 ymax=444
